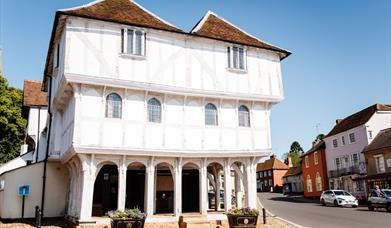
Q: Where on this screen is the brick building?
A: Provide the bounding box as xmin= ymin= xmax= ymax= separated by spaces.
xmin=256 ymin=155 xmax=289 ymax=192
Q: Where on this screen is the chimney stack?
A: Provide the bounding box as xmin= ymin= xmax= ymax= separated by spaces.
xmin=336 ymin=119 xmax=343 ymax=125
xmin=288 ymin=156 xmax=293 ymax=167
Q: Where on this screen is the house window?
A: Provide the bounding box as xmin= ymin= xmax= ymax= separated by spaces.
xmin=205 ymin=103 xmax=218 ymax=126
xmin=368 ymin=130 xmax=373 ymax=139
xmin=351 ymin=153 xmax=359 ymax=166
xmin=121 ymin=29 xmax=145 ymax=56
xmin=314 ymin=152 xmax=319 ymax=165
xmin=305 ymin=156 xmax=310 ymax=168
xmin=264 ymin=171 xmax=267 ymax=177
xmin=333 ymin=139 xmax=338 ymax=148
xmin=268 ymin=179 xmax=272 ymax=186
xmin=264 ymin=180 xmax=267 ymax=186
xmin=355 ymin=180 xmax=364 ymax=191
xmin=227 ymin=46 xmax=246 ymax=70
xmin=307 ymin=175 xmax=313 ymax=192
xmin=238 ymin=105 xmax=250 ymax=127
xmin=374 ymin=154 xmax=385 ymax=173
xmin=341 ymin=136 xmax=346 ymax=146
xmin=315 ymin=172 xmax=322 ymax=192
xmin=260 ymin=172 xmax=263 ymax=178
xmin=105 ymin=93 xmax=122 ymax=118
xmin=335 ymin=157 xmax=341 ymax=169
xmin=268 ymin=170 xmax=272 ymax=176
xmin=0 ymin=179 xmax=4 ymax=190
xmin=147 ymin=98 xmax=161 ymax=123
xmin=349 ymin=133 xmax=356 ymax=143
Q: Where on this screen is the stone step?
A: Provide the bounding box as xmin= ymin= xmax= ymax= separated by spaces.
xmin=186 ymin=224 xmax=210 ymax=228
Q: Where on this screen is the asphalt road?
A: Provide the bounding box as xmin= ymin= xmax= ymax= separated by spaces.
xmin=258 ymin=192 xmax=391 ymax=228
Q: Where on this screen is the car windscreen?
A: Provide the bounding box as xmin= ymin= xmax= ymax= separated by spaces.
xmin=383 ymin=190 xmax=391 ymax=197
xmin=334 ymin=191 xmax=351 ymax=196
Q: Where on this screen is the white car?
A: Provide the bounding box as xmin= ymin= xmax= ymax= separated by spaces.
xmin=320 ymin=190 xmax=358 ymax=207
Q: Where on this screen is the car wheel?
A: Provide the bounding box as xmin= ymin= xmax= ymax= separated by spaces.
xmin=352 ymin=205 xmax=357 ymax=208
xmin=321 ymin=199 xmax=326 ymax=206
xmin=334 ymin=199 xmax=338 ymax=207
xmin=368 ymin=203 xmax=374 ymax=211
xmin=386 ymin=204 xmax=391 ymax=212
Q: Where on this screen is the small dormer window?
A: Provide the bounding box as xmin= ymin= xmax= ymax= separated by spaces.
xmin=227 ymin=46 xmax=246 ymax=70
xmin=121 ymin=28 xmax=145 ymax=56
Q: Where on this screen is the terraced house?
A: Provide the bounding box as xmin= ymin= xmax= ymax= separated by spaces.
xmin=0 ymin=0 xmax=290 ymax=226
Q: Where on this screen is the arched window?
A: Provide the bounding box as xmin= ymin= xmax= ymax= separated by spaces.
xmin=106 ymin=93 xmax=122 ymax=118
xmin=205 ymin=103 xmax=218 ymax=125
xmin=148 ymin=98 xmax=161 ymax=123
xmin=307 ymin=175 xmax=313 ymax=192
xmin=316 ymin=172 xmax=322 ymax=192
xmin=238 ymin=105 xmax=250 ymax=127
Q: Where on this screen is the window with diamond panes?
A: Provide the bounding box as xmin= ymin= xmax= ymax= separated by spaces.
xmin=148 ymin=98 xmax=161 ymax=123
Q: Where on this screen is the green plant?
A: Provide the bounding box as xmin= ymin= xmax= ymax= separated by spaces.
xmin=107 ymin=208 xmax=146 ymax=219
xmin=227 ymin=207 xmax=259 ymax=216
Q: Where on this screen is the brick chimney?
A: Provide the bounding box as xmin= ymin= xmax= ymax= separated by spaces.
xmin=270 ymin=154 xmax=276 ymax=159
xmin=336 ymin=119 xmax=343 ymax=125
xmin=288 ymin=156 xmax=293 ymax=168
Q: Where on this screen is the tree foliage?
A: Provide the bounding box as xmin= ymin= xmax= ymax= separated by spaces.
xmin=0 ymin=74 xmax=26 ymax=163
xmin=312 ymin=134 xmax=325 ymax=145
xmin=283 ymin=141 xmax=304 ymax=166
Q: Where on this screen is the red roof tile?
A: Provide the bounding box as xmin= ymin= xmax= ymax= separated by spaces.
xmin=60 ymin=0 xmax=182 ymax=33
xmin=283 ymin=166 xmax=302 ymax=177
xmin=191 ymin=11 xmax=290 ymax=59
xmin=325 ymin=104 xmax=391 ymax=138
xmin=257 ymin=155 xmax=289 ymax=172
xmin=23 ymin=80 xmax=48 ymax=107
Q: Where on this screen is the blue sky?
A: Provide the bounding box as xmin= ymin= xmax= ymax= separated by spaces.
xmin=0 ymin=0 xmax=390 ymax=159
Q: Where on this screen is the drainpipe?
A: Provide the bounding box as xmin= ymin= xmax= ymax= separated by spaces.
xmin=35 ymin=106 xmax=41 ymax=162
xmin=41 ymin=76 xmax=52 ymax=218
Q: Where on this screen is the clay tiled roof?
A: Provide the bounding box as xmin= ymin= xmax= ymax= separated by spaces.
xmin=257 ymin=155 xmax=289 ymax=172
xmin=300 ymin=141 xmax=325 ymax=158
xmin=283 ymin=166 xmax=301 ymax=177
xmin=325 ymin=104 xmax=391 ymax=138
xmin=23 ymin=80 xmax=48 ymax=107
xmin=60 ymin=0 xmax=182 ymax=33
xmin=363 ymin=128 xmax=391 ymax=153
xmin=191 ymin=11 xmax=290 ymax=59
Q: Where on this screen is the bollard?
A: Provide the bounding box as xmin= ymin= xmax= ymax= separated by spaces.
xmin=262 ymin=207 xmax=266 ymax=224
xmin=35 ymin=206 xmax=42 ymax=228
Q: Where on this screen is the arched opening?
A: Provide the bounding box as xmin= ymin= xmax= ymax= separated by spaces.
xmin=182 ymin=163 xmax=200 ymax=213
xmin=207 ymin=162 xmax=224 ymax=211
xmin=155 ymin=163 xmax=174 ymax=214
xmin=126 ymin=162 xmax=146 ymax=210
xmin=92 ymin=164 xmax=118 ymax=216
xmin=231 ymin=161 xmax=247 ymax=208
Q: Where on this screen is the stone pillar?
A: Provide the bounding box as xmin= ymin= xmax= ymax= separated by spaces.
xmin=245 ymin=160 xmax=257 ymax=208
xmin=174 ymin=160 xmax=182 ymax=216
xmin=145 ymin=158 xmax=155 ymax=216
xmin=117 ymin=156 xmax=127 ymax=211
xmin=224 ymin=159 xmax=232 ymax=212
xmin=78 ymin=162 xmax=95 ymax=221
xmin=200 ymin=160 xmax=208 ymax=215
xmin=235 ymin=172 xmax=243 ymax=208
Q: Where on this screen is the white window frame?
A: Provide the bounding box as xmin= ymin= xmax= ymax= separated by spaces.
xmin=374 ymin=154 xmax=385 ymax=173
xmin=305 ymin=156 xmax=310 ymax=168
xmin=260 ymin=172 xmax=263 ymax=178
xmin=147 ymin=97 xmax=162 ymax=123
xmin=307 ymin=175 xmax=313 ymax=192
xmin=332 ymin=139 xmax=338 ymax=148
xmin=238 ymin=105 xmax=250 ymax=127
xmin=335 ymin=157 xmax=341 ymax=169
xmin=227 ymin=46 xmax=247 ymax=71
xmin=205 ymin=103 xmax=218 ymax=126
xmin=351 ymin=153 xmax=359 ymax=167
xmin=121 ymin=28 xmax=146 ymax=56
xmin=0 ymin=179 xmax=4 ymax=191
xmin=105 ymin=93 xmax=122 ymax=119
xmin=268 ymin=170 xmax=272 ymax=176
xmin=349 ymin=132 xmax=356 ymax=143
xmin=368 ymin=130 xmax=373 ymax=139
xmin=268 ymin=179 xmax=272 ymax=186
xmin=341 ymin=136 xmax=346 ymax=146
xmin=315 ymin=172 xmax=322 ymax=192
xmin=314 ymin=152 xmax=319 ymax=165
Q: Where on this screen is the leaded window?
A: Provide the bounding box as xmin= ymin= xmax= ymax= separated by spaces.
xmin=148 ymin=98 xmax=161 ymax=123
xmin=238 ymin=105 xmax=250 ymax=127
xmin=205 ymin=103 xmax=218 ymax=126
xmin=106 ymin=93 xmax=122 ymax=118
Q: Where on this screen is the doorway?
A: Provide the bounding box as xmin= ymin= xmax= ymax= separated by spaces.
xmin=92 ymin=164 xmax=118 ymax=216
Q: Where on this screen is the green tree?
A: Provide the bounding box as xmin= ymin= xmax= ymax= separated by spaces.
xmin=283 ymin=141 xmax=304 ymax=166
xmin=0 ymin=74 xmax=26 ymax=163
xmin=312 ymin=134 xmax=325 ymax=145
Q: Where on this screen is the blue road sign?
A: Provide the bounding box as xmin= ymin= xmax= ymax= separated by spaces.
xmin=18 ymin=185 xmax=30 ymax=196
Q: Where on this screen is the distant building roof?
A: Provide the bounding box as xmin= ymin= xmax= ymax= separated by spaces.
xmin=325 ymin=104 xmax=391 ymax=138
xmin=363 ymin=128 xmax=391 ymax=153
xmin=283 ymin=166 xmax=302 ymax=177
xmin=60 ymin=0 xmax=182 ymax=33
xmin=23 ymin=80 xmax=48 ymax=107
xmin=300 ymin=141 xmax=325 ymax=158
xmin=191 ymin=11 xmax=290 ymax=60
xmin=257 ymin=155 xmax=289 ymax=172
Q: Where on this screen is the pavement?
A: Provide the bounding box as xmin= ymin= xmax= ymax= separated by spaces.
xmin=258 ymin=192 xmax=391 ymax=228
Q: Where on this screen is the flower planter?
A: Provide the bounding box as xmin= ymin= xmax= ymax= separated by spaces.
xmin=227 ymin=214 xmax=258 ymax=228
xmin=111 ymin=217 xmax=145 ymax=228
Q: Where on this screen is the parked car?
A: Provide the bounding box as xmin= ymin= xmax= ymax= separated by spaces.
xmin=320 ymin=190 xmax=358 ymax=207
xmin=367 ymin=189 xmax=391 ymax=212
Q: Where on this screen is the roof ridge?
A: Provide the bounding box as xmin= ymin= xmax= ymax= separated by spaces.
xmin=59 ymin=0 xmax=105 ymax=11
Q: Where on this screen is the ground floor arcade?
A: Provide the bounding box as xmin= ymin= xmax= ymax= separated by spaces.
xmin=65 ymin=153 xmax=259 ymax=223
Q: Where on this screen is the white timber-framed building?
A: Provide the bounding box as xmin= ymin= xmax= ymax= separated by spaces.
xmin=36 ymin=0 xmax=291 ymax=225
